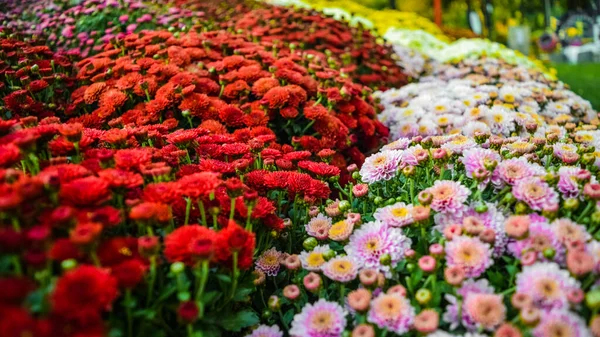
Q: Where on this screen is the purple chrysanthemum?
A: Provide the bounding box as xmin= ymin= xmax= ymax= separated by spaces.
xmin=345 ymin=221 xmax=411 ymax=278
xmin=516 ymin=262 xmax=580 ymax=311
xmin=443 ymin=279 xmax=494 ymax=331
xmin=532 ymin=310 xmax=590 ymax=337
xmin=289 ymin=299 xmax=347 ymax=337
xmin=508 ymin=216 xmax=565 ymax=263
xmin=461 ymin=148 xmax=501 ymax=184
xmin=425 ymin=180 xmax=470 ymax=214
xmin=445 ymin=236 xmax=493 ymax=278
xmin=359 ymin=150 xmax=402 ymax=183
xmin=255 ymin=247 xmax=281 ymax=276
xmin=245 ymin=325 xmax=283 ymax=337
xmin=491 ymin=157 xmax=544 ymax=188
xmin=557 ymin=166 xmax=587 ymax=199
xmin=367 ymin=293 xmax=415 ymax=334
xmin=434 ymin=202 xmax=507 ymax=256
xmin=512 ymin=177 xmax=559 ymax=211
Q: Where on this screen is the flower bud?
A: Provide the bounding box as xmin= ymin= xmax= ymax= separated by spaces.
xmin=379 ymin=253 xmax=392 ymax=266
xmin=170 ymin=262 xmax=185 ymax=274
xmin=338 ymin=200 xmax=351 ymax=212
xmin=61 ymin=259 xmax=77 ymax=271
xmin=268 ymin=295 xmax=280 ymax=311
xmin=415 ymin=288 xmax=432 ymax=305
xmin=587 ymin=290 xmax=600 ymax=310
xmin=303 ymin=237 xmax=318 ymax=251
xmin=323 ymin=249 xmax=336 ymax=261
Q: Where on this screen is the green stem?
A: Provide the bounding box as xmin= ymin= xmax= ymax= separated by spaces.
xmin=577 ymin=200 xmax=594 ymax=223
xmin=198 ymin=199 xmax=207 ymax=226
xmin=195 ymin=260 xmax=210 ymax=304
xmin=187 ymin=324 xmax=193 ymax=337
xmin=184 ymin=198 xmax=192 ymax=225
xmin=90 ymin=251 xmax=101 ymax=267
xmin=125 ymin=289 xmax=133 ymax=337
xmin=12 ymin=256 xmax=22 ymax=276
xmin=229 ymin=251 xmax=239 ymax=300
xmin=146 ymin=256 xmax=157 ymax=306
xmin=229 ymin=198 xmax=236 ymax=221
xmin=245 ymin=205 xmax=253 ymax=231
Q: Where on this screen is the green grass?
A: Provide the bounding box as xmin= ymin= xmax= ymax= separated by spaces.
xmin=553 ymin=63 xmax=600 ymax=110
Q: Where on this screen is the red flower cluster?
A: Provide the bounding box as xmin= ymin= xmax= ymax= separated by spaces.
xmin=67 ymin=29 xmax=387 ymax=162
xmin=228 ymin=6 xmax=408 ymax=90
xmin=0 ymin=37 xmax=77 ymax=119
xmin=0 ymin=104 xmax=336 ymax=334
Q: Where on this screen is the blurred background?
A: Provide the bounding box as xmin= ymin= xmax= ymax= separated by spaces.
xmin=344 ymin=0 xmax=600 ymax=107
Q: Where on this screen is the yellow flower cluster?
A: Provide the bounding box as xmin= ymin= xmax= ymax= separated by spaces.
xmin=300 ymin=0 xmax=450 ymax=41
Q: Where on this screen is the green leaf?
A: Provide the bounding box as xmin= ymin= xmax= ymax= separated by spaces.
xmin=216 ymin=274 xmax=232 ymax=283
xmin=202 ymin=291 xmax=221 ymax=305
xmin=233 ymin=286 xmax=254 ymax=302
xmin=217 ymin=310 xmax=259 ymax=332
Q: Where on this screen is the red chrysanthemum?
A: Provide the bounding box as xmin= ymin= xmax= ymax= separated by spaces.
xmin=164 ymin=225 xmax=217 ymax=265
xmin=59 ymin=176 xmax=111 ymax=206
xmin=110 ymin=258 xmax=147 ymax=289
xmin=50 ymin=265 xmax=118 ymax=324
xmin=214 ymin=221 xmax=255 ymax=270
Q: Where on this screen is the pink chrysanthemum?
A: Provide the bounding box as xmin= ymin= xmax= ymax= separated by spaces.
xmin=382 ymin=138 xmax=411 ymax=151
xmin=443 ymin=279 xmax=495 ymax=331
xmin=255 ymin=248 xmax=282 ymax=276
xmin=508 ymin=215 xmax=565 ymax=263
xmin=367 ymin=293 xmax=415 ymax=334
xmin=435 ymin=202 xmax=507 ymax=257
xmin=401 ymin=145 xmax=426 ymax=166
xmin=463 ymin=293 xmax=506 ymax=331
xmin=246 ymin=325 xmax=283 ymax=337
xmin=359 ymin=150 xmax=402 ymax=184
xmin=374 ymin=202 xmax=414 ymax=227
xmin=323 ymin=256 xmax=360 ymax=283
xmin=305 ymin=214 xmax=333 ymax=240
xmin=512 ymin=177 xmax=559 ymax=211
xmin=557 ymin=166 xmax=587 ymax=199
xmin=461 ymin=148 xmax=501 ymax=184
xmin=492 ymin=157 xmax=544 ymax=188
xmin=299 ymin=245 xmax=330 ymax=272
xmin=445 ymin=236 xmax=493 ymax=278
xmin=532 ymin=310 xmax=589 ymax=337
xmin=516 ymin=262 xmax=580 ymax=311
xmin=345 ymin=221 xmax=411 ymax=278
xmin=440 ymin=135 xmax=478 ymax=154
xmin=552 ymin=218 xmax=591 ymax=246
xmin=289 ymin=299 xmax=347 ymax=337
xmin=425 ymin=180 xmax=470 ymax=214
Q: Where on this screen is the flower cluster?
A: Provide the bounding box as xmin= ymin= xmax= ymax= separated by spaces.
xmin=0 ymin=36 xmax=78 ymax=119
xmin=67 ymin=29 xmax=386 ymax=163
xmin=0 ymin=0 xmax=206 ymax=57
xmin=377 ymin=58 xmax=597 ymax=140
xmin=0 ymin=106 xmax=339 ymax=336
xmin=226 ymin=6 xmax=408 ymax=89
xmin=249 ymin=129 xmax=600 ymax=337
